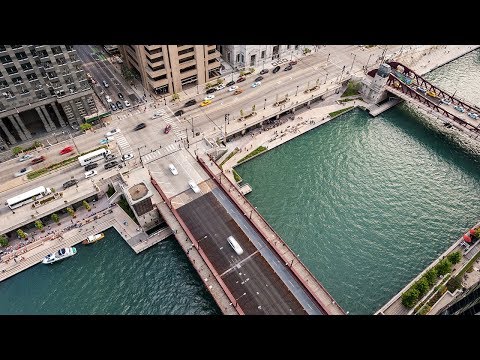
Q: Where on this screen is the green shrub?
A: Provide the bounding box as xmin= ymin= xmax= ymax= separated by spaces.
xmin=34 ymin=220 xmax=44 ymax=231
xmin=418 ymin=304 xmax=431 ymax=315
xmin=237 ymin=146 xmax=267 ymax=164
xmin=17 ymin=229 xmax=27 ymax=239
xmin=67 ymin=207 xmax=75 ymax=217
xmin=435 ymin=259 xmax=452 ymax=276
xmin=402 ymin=287 xmax=420 ymax=308
xmin=329 ymin=106 xmax=354 ymax=117
xmin=51 ymin=213 xmax=60 ymax=223
xmin=232 ymin=169 xmax=242 ymax=183
xmin=0 ymin=234 xmax=8 ymax=247
xmin=341 ymin=81 xmax=360 ymax=97
xmin=424 ymin=268 xmax=438 ymax=287
xmin=447 ymin=251 xmax=462 ymax=265
xmin=414 ymin=277 xmax=430 ymax=298
xmin=12 ymin=146 xmax=23 ymax=156
xmin=80 ymin=123 xmax=92 ymax=131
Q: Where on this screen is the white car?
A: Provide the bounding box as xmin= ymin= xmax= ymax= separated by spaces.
xmin=188 ymin=180 xmax=200 ymax=193
xmin=122 ymin=153 xmax=134 ymax=161
xmin=105 ymin=95 xmax=112 ymax=103
xmin=152 ymin=111 xmax=162 ymax=119
xmin=106 ymin=128 xmax=120 ymax=137
xmin=228 ymin=85 xmax=239 ymax=92
xmin=18 ymin=154 xmax=33 ymax=162
xmin=215 ymin=84 xmax=226 ymax=91
xmin=168 ymin=163 xmax=178 ymax=175
xmin=124 ymin=100 xmax=131 ymax=107
xmin=14 ymin=166 xmax=32 ymax=177
xmin=204 ymin=94 xmax=215 ymax=101
xmin=251 ymin=81 xmax=262 ymax=88
xmin=84 ymin=170 xmax=98 ymax=179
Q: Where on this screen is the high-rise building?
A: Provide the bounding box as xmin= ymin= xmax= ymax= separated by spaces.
xmin=119 ymin=45 xmax=222 ymax=95
xmin=0 ymin=45 xmax=97 ymax=148
xmin=217 ymin=45 xmax=304 ymax=69
xmin=439 ymin=281 xmax=480 ymax=315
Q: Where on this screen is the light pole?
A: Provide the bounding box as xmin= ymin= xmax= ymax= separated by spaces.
xmin=197 ymin=235 xmax=207 ymax=250
xmin=295 ymin=85 xmax=299 ymax=96
xmin=327 ymin=53 xmax=330 ymax=62
xmin=263 ymin=98 xmax=267 ymax=110
xmin=231 ymin=292 xmax=247 ymax=308
xmin=365 ymin=53 xmax=373 ymax=74
xmin=324 ymin=73 xmax=328 ymax=84
xmin=349 ymin=53 xmax=356 ymax=74
xmin=69 ymin=131 xmax=79 ymax=153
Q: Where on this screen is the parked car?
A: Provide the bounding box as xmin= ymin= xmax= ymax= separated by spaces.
xmin=134 ymin=123 xmax=146 ymax=131
xmin=122 ymin=153 xmax=134 ymax=161
xmin=200 ymin=100 xmax=212 ymax=107
xmin=284 ymin=64 xmax=293 ymax=71
xmin=251 ymin=81 xmax=262 ymax=88
xmin=105 ymin=95 xmax=112 ymax=103
xmin=60 ymin=146 xmax=74 ymax=155
xmin=84 ymin=170 xmax=98 ymax=179
xmin=152 ymin=111 xmax=162 ymax=119
xmin=174 ymin=109 xmax=184 ymax=116
xmin=118 ymin=92 xmax=124 ymax=99
xmin=254 ymin=76 xmax=264 ymax=82
xmin=259 ymin=69 xmax=269 ymax=75
xmin=272 ymin=66 xmax=281 ymax=73
xmin=226 ymin=81 xmax=236 ymax=87
xmin=168 ymin=163 xmax=178 ymax=175
xmin=215 ymin=84 xmax=226 ymax=91
xmin=188 ymin=180 xmax=200 ymax=193
xmin=110 ymin=103 xmax=118 ymax=111
xmin=204 ymin=94 xmax=215 ymax=101
xmin=31 ymin=156 xmax=46 ymax=164
xmin=18 ymin=153 xmax=33 ymax=162
xmin=100 ymin=138 xmax=110 ymax=144
xmin=116 ymin=101 xmax=123 ymax=110
xmin=124 ymin=100 xmax=131 ymax=107
xmin=105 ymin=154 xmax=116 ymax=161
xmin=106 ymin=128 xmax=120 ymax=137
xmin=102 ymin=80 xmax=109 ymax=88
xmin=104 ymin=161 xmax=118 ymax=169
xmin=228 ymin=85 xmax=239 ymax=92
xmin=63 ymin=179 xmax=78 ymax=189
xmin=206 ymin=88 xmax=217 ymax=94
xmin=14 ymin=167 xmax=32 ymax=177
xmin=236 ymin=77 xmax=246 ymax=83
xmin=84 ymin=163 xmax=98 ymax=171
xmin=70 ymin=121 xmax=79 ymax=130
xmin=184 ymin=99 xmax=197 ymax=107
xmin=233 ymin=89 xmax=243 ymax=95
xmin=164 ymin=124 xmax=172 ymax=134
xmin=289 ymin=60 xmax=297 ymax=65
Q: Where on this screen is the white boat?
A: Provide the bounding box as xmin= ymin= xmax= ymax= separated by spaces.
xmin=82 ymin=233 xmax=105 ymax=245
xmin=42 ymin=247 xmax=77 ymax=264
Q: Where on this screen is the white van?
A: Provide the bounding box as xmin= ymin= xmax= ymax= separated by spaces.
xmin=227 ymin=236 xmax=243 ymax=255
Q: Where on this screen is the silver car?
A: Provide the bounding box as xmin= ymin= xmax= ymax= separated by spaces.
xmin=14 ymin=166 xmax=32 ymax=177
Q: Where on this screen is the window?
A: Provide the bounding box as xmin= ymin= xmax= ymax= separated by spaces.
xmin=27 ymin=73 xmax=38 ymax=81
xmin=12 ymin=76 xmax=23 ymax=85
xmin=10 ymin=45 xmax=22 ymax=49
xmin=0 ymin=80 xmax=8 ymax=89
xmin=0 ymin=45 xmax=6 ymax=52
xmin=180 ymin=64 xmax=196 ymax=73
xmin=250 ymin=54 xmax=256 ymax=66
xmin=21 ymin=63 xmax=33 ymax=71
xmin=1 ymin=55 xmax=12 ymax=64
xmin=151 ymin=74 xmax=167 ymax=81
xmin=261 ymin=50 xmax=265 ymax=59
xmin=179 ymin=55 xmax=195 ymax=64
xmin=51 ymin=46 xmax=62 ymax=55
xmin=65 ymin=45 xmax=74 ymax=52
xmin=178 ymin=47 xmax=194 ymax=56
xmin=15 ymin=52 xmax=27 ymax=60
xmin=6 ymin=66 xmax=18 ymax=75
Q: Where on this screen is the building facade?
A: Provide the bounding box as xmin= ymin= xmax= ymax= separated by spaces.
xmin=119 ymin=45 xmax=222 ymax=95
xmin=0 ymin=45 xmax=97 ymax=149
xmin=439 ymin=281 xmax=480 ymax=315
xmin=217 ymin=45 xmax=305 ymax=70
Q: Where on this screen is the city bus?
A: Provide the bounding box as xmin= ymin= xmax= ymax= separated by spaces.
xmin=78 ymin=148 xmax=111 ymax=167
xmin=6 ymin=186 xmax=52 ymax=210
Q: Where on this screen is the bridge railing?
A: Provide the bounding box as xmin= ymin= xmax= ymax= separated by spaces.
xmin=198 ymin=155 xmax=346 ymax=315
xmin=149 ymin=176 xmax=244 ymax=315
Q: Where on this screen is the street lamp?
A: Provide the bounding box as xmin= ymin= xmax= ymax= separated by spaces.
xmin=197 ymin=235 xmax=208 ymax=250
xmin=295 ymin=85 xmax=299 ymax=96
xmin=231 ymin=292 xmax=247 ymax=308
xmin=365 ymin=53 xmax=373 ymax=74
xmin=349 ymin=53 xmax=356 ymax=74
xmin=263 ymin=98 xmax=267 ymax=110
xmin=327 ymin=53 xmax=330 ymax=62
xmin=250 ymin=206 xmax=257 ymax=219
xmin=324 ymin=73 xmax=328 ymax=84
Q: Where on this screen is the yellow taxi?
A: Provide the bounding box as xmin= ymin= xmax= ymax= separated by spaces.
xmin=200 ymin=100 xmax=212 ymax=107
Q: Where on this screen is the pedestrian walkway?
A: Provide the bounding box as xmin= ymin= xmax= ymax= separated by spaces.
xmin=141 ymin=143 xmax=182 ymax=164
xmin=114 ymin=133 xmax=133 ymax=156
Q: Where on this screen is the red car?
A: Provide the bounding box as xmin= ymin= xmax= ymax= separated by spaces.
xmin=289 ymin=60 xmax=297 ymax=65
xmin=60 ymin=146 xmax=74 ymax=155
xmin=31 ymin=156 xmax=46 ymax=164
xmin=236 ymin=77 xmax=246 ymax=83
xmin=164 ymin=124 xmax=172 ymax=134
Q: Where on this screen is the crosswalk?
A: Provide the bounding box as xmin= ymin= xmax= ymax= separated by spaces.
xmin=141 ymin=143 xmax=181 ymax=164
xmin=115 ymin=134 xmax=133 ymax=156
xmin=156 ymin=108 xmax=185 ymax=140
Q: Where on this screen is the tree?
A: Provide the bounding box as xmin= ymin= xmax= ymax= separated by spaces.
xmin=51 ymin=213 xmax=60 ymax=224
xmin=216 ymin=78 xmax=224 ymax=85
xmin=205 ymin=82 xmax=212 ymax=90
xmin=0 ymin=234 xmax=8 ymax=247
xmin=414 ymin=277 xmax=430 ymax=298
xmin=436 ymin=258 xmax=452 ymax=276
xmin=401 ymin=287 xmax=420 ymax=308
xmin=50 ymin=187 xmax=55 ymax=193
xmin=17 ymin=229 xmax=27 ymax=239
xmin=447 ymin=251 xmax=462 ymax=265
xmin=82 ymin=200 xmax=91 ymax=211
xmin=33 ymin=140 xmax=42 ymax=148
xmin=12 ymin=146 xmax=23 ymax=156
xmin=34 ymin=220 xmax=44 ymax=231
xmin=252 ymin=104 xmax=256 ymax=113
xmin=248 ymin=67 xmax=255 ymax=74
xmin=121 ymin=64 xmax=134 ymax=81
xmin=80 ymin=123 xmax=92 ymax=131
xmin=424 ymin=268 xmax=438 ymax=287
xmin=171 ymin=92 xmax=180 ymax=102
xmin=66 ymin=207 xmax=75 ymax=217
